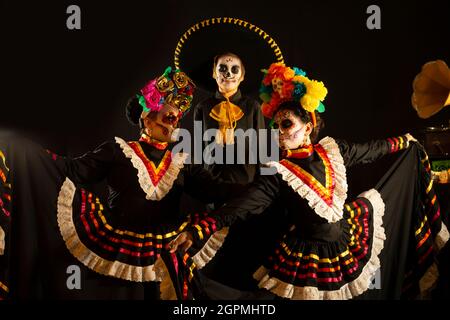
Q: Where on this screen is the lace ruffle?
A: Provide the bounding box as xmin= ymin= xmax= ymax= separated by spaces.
xmin=115 ymin=137 xmax=188 ymax=201
xmin=57 ymin=178 xmax=161 ymax=282
xmin=267 ymin=136 xmax=348 ymax=223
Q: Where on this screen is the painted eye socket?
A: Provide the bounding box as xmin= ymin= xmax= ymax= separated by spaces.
xmin=163 ymin=113 xmax=178 ymax=125
xmin=218 ymin=65 xmax=228 ymax=73
xmin=231 ymin=66 xmax=240 ymax=74
xmin=281 ymin=119 xmax=293 ymax=129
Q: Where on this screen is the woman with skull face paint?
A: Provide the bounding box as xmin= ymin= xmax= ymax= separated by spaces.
xmin=0 ymin=67 xmax=244 ymax=300
xmin=169 ymin=63 xmax=449 ymax=300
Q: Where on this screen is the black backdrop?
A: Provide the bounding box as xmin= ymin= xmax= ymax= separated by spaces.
xmin=1 ymin=0 xmax=449 ymax=157
xmin=1 ymin=0 xmax=450 ymax=302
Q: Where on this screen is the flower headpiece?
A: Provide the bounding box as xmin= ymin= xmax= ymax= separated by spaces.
xmin=137 ymin=66 xmax=196 ymax=118
xmin=259 ymin=63 xmax=327 ymax=127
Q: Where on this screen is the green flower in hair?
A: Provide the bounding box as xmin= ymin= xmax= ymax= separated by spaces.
xmin=137 ymin=94 xmax=149 ymax=112
xmin=163 ymin=66 xmax=173 ymax=77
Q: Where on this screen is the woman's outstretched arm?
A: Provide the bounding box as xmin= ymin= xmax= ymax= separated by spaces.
xmin=337 ymin=133 xmax=416 ymax=167
xmin=169 ymin=173 xmax=280 ymax=252
xmin=58 ymin=141 xmax=116 ymax=185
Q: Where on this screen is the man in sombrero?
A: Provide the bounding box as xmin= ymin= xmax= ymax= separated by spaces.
xmin=174 ymin=17 xmax=285 ymax=291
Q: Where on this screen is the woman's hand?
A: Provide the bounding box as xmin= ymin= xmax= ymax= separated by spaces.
xmin=167 ymin=231 xmax=194 ymax=253
xmin=405 ymin=133 xmax=418 ymax=143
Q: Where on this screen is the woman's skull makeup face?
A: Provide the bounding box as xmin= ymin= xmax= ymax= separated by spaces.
xmin=214 ymin=55 xmax=244 ymax=94
xmin=273 ymin=109 xmax=309 ymax=150
xmin=144 ymin=103 xmax=180 ymax=142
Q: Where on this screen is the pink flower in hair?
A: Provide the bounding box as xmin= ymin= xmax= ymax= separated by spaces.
xmin=141 ymin=79 xmax=163 ymax=112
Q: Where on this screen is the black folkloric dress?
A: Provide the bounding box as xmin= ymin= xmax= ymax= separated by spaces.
xmin=172 ymin=136 xmax=449 ymax=300
xmin=0 ymin=135 xmax=234 ymax=299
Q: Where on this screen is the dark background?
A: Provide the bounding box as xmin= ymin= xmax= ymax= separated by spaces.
xmin=1 ymin=0 xmax=449 ymax=302
xmin=1 ymin=0 xmax=449 ymax=158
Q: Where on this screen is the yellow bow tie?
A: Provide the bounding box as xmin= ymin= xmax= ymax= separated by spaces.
xmin=209 ymin=99 xmax=244 ymax=145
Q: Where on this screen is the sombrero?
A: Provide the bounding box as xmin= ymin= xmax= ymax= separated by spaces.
xmin=173 ymin=17 xmax=284 ymax=95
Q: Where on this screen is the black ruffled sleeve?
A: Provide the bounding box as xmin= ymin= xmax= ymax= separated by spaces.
xmin=60 ymin=141 xmax=117 ymax=184
xmin=337 ymin=135 xmax=410 ymax=167
xmin=188 ymin=173 xmax=280 ymax=245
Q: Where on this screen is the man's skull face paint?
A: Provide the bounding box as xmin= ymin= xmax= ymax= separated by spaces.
xmin=145 ymin=103 xmax=181 ymax=142
xmin=273 ymin=109 xmax=307 ymax=150
xmin=214 ymin=55 xmax=243 ymax=94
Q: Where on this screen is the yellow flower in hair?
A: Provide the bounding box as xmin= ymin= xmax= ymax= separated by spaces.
xmin=305 ymin=80 xmax=328 ymax=101
xmin=300 ymin=95 xmax=320 ymax=112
